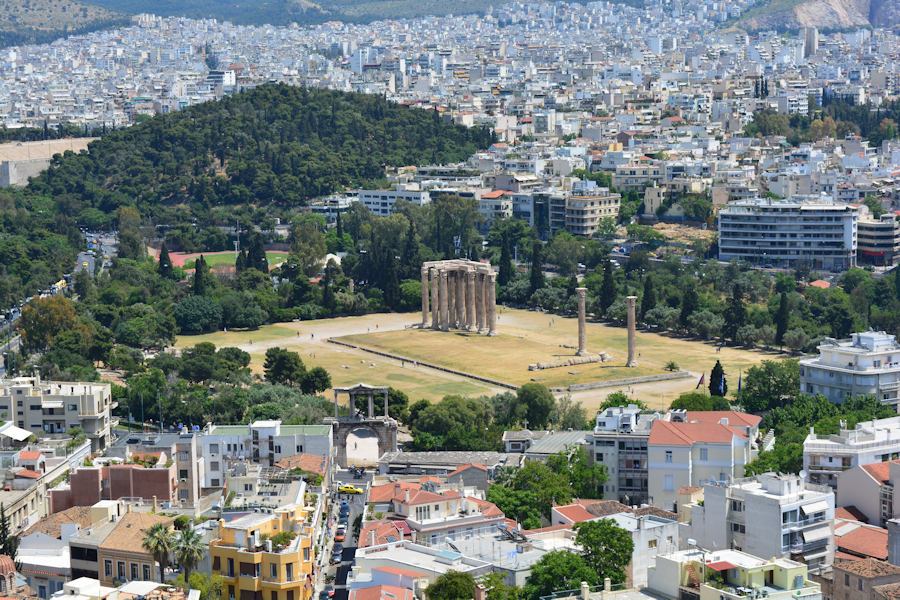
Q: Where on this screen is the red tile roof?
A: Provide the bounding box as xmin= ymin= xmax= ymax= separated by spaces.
xmin=368 ymin=482 xmax=421 ymax=504
xmin=836 ymin=506 xmax=868 ymax=522
xmin=837 ymin=523 xmax=889 ymax=560
xmin=481 ymin=190 xmax=507 ymax=199
xmin=447 ymin=463 xmax=487 ymax=478
xmin=862 ymin=462 xmax=895 ymax=484
xmin=15 ymin=469 xmax=41 ymax=479
xmin=349 ymin=585 xmax=415 ymax=600
xmin=465 ymin=496 xmax=504 ymax=518
xmin=553 ymin=504 xmax=597 ymax=524
xmin=809 ymin=280 xmax=831 ymax=289
xmin=18 ymin=451 xmax=42 ymax=461
xmin=358 ymin=519 xmax=411 ymax=548
xmin=649 ymin=420 xmax=746 ymax=446
xmin=685 ymin=412 xmax=762 ymax=428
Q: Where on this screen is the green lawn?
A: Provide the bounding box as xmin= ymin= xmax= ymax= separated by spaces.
xmin=183 ymin=251 xmax=290 ymax=270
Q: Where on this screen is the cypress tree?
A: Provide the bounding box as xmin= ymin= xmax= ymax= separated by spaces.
xmin=336 ymin=211 xmax=345 ymax=250
xmin=235 ymin=249 xmax=247 ymax=273
xmin=640 ymin=275 xmax=656 ymax=320
xmin=0 ymin=503 xmax=18 ymax=562
xmin=775 ymin=292 xmax=789 ymax=346
xmin=709 ymin=360 xmax=727 ymax=397
xmin=895 ymin=268 xmax=900 ymax=301
xmin=157 ymin=242 xmax=173 ymax=279
xmin=529 ymin=240 xmax=545 ymax=294
xmin=192 ymin=255 xmax=208 ymax=296
xmin=498 ymin=239 xmax=513 ymax=286
xmin=247 ymin=236 xmax=268 ymax=273
xmin=400 ymin=221 xmax=421 ymax=280
xmin=599 ymin=260 xmax=617 ymax=316
xmin=722 ymin=283 xmax=747 ymax=342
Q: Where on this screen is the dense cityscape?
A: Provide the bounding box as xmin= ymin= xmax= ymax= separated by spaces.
xmin=0 ymin=2 xmax=896 ymax=600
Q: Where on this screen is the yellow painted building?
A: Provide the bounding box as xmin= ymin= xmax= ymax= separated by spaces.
xmin=210 ymin=504 xmax=315 ymax=600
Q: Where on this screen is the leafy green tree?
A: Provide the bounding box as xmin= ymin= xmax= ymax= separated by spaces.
xmin=529 ymin=240 xmax=545 ymax=294
xmin=498 ymin=238 xmax=513 ymax=287
xmin=574 ymin=519 xmax=634 ymax=585
xmin=18 ymin=295 xmax=79 ymax=352
xmin=774 ymin=292 xmax=789 ymax=346
xmin=290 ymin=215 xmax=327 ymax=277
xmin=524 ymin=551 xmax=599 ymax=600
xmin=738 ymin=359 xmax=800 ymax=412
xmin=263 ymin=347 xmax=306 ymax=387
xmin=670 ymin=392 xmax=730 ymax=411
xmin=301 ymin=366 xmax=331 ymax=395
xmin=486 ymin=485 xmax=542 ymax=529
xmin=679 ymin=285 xmax=698 ymax=330
xmin=158 ymin=242 xmax=173 ymax=279
xmin=516 ymin=383 xmax=555 ymax=430
xmin=192 ymin=255 xmax=211 ymax=296
xmin=142 ymin=522 xmax=175 ymax=583
xmin=598 ymin=391 xmax=646 ymax=411
xmin=640 ymin=275 xmax=656 ymax=320
xmin=709 ymin=360 xmax=727 ymax=397
xmin=547 ymin=447 xmax=607 ymax=499
xmin=174 ymin=296 xmax=221 ymax=334
xmin=722 ymin=283 xmax=747 ymax=342
xmin=598 ymin=260 xmax=617 ymax=316
xmin=479 ymin=572 xmax=520 ymax=600
xmin=551 ymin=395 xmax=590 ymax=430
xmin=427 ymin=571 xmax=476 ymax=600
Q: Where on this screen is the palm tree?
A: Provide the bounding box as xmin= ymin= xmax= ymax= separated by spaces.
xmin=174 ymin=527 xmax=206 ymax=585
xmin=142 ymin=523 xmax=175 ymax=583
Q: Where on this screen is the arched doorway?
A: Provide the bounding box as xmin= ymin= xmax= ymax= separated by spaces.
xmin=345 ymin=426 xmax=380 ymax=466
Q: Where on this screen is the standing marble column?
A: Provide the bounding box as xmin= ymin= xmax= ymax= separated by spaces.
xmin=367 ymin=393 xmax=374 ymax=419
xmin=476 ymin=272 xmax=486 ymax=332
xmin=626 ymin=295 xmax=637 ymax=367
xmin=384 ymin=389 xmax=389 ymax=418
xmin=439 ymin=270 xmax=450 ymax=331
xmin=465 ymin=270 xmax=476 ymax=332
xmin=458 ymin=272 xmax=464 ymax=327
xmin=420 ymin=267 xmax=430 ymax=328
xmin=576 ymin=287 xmax=587 ymax=356
xmin=431 ymin=268 xmax=439 ymax=330
xmin=487 ymin=271 xmax=497 ymax=336
xmin=333 ymin=390 xmax=339 ymax=419
xmin=448 ymin=272 xmax=457 ymax=329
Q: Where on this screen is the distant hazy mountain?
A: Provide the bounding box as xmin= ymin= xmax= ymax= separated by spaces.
xmin=736 ymin=0 xmax=898 ymax=31
xmin=0 ymin=0 xmax=128 ymax=47
xmin=81 ymin=0 xmax=501 ymax=25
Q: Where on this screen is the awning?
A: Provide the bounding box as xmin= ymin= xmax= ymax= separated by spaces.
xmin=801 ymin=500 xmax=829 ymax=515
xmin=707 ymin=561 xmax=737 ymax=572
xmin=0 ymin=425 xmax=32 ymax=442
xmin=802 ymin=526 xmax=831 ymax=543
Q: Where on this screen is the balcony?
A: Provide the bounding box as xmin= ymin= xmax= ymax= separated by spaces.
xmin=782 ymin=516 xmax=827 ymax=530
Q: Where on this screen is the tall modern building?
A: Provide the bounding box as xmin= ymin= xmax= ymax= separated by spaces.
xmin=717 ymin=197 xmax=858 ymax=271
xmin=799 ymin=331 xmax=900 ymax=406
xmin=589 ymin=405 xmax=661 ymax=506
xmin=858 ymin=214 xmax=900 ymax=266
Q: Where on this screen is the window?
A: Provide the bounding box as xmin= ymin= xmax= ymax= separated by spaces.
xmin=296 ymin=445 xmax=303 ymax=453
xmin=143 ymin=565 xmax=151 ymax=580
xmin=179 ymin=470 xmax=188 ymax=479
xmin=244 ymin=484 xmax=253 ymax=491
xmin=270 ymin=564 xmax=278 ymax=578
xmin=271 ymin=593 xmax=278 ymax=600
xmin=595 ymin=454 xmax=603 ymax=462
xmin=664 ymin=474 xmax=674 ymax=491
xmin=700 ymin=448 xmax=708 ymax=461
xmin=68 ymin=404 xmax=78 ymax=411
xmin=648 ymin=539 xmax=657 ymax=549
xmin=211 ymin=462 xmax=220 ymax=471
xmin=229 ymin=587 xmax=235 ymax=600
xmin=209 ymin=444 xmax=219 ymax=454
xmin=844 ymin=574 xmax=850 ymax=586
xmin=286 ymin=564 xmax=293 ymax=581
xmin=303 ymin=547 xmax=310 ymax=561
xmin=731 ymin=500 xmax=744 ymax=512
xmin=211 ymin=479 xmax=220 ymax=487
xmin=104 ymin=560 xmax=112 ymax=577
xmin=287 ymin=592 xmax=294 ymax=600
xmin=858 ymin=580 xmax=863 ymax=591
xmin=131 ymin=563 xmax=138 ymax=581
xmin=227 ymin=558 xmax=234 ymax=577
xmin=665 ymin=451 xmax=672 ymax=463
xmin=117 ymin=561 xmax=125 ymax=579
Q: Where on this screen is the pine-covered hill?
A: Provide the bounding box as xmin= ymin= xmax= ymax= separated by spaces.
xmin=30 ymin=84 xmax=494 ymax=224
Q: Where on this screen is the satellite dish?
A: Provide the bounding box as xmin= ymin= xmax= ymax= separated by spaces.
xmin=799 ymin=470 xmax=808 ymax=480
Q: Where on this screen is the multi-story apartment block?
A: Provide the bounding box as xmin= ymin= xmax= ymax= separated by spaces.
xmin=612 ymin=161 xmax=663 ymax=190
xmin=0 ymin=376 xmax=114 ymax=452
xmin=201 ymin=421 xmax=332 ymax=488
xmin=357 ymin=187 xmax=430 ymax=216
xmin=648 ymin=412 xmax=761 ymax=512
xmin=210 ymin=504 xmax=315 ymax=600
xmin=685 ymin=473 xmax=835 ymax=571
xmin=803 ymin=415 xmax=900 ymax=488
xmin=858 ymin=214 xmax=900 ymax=267
xmin=799 ymin=332 xmax=900 ymax=407
xmin=589 ymin=404 xmax=661 ymax=506
xmin=717 ymin=198 xmax=859 ymax=271
xmin=564 ymin=190 xmax=621 ymax=236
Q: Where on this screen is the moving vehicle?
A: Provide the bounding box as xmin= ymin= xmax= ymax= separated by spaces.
xmin=338 ymin=484 xmax=364 ymax=495
xmin=334 ymin=529 xmax=345 ymax=543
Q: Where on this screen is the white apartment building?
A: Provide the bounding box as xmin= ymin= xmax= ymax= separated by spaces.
xmin=589 ymin=404 xmax=661 ymax=506
xmin=837 ymin=460 xmax=900 ymax=526
xmin=685 ymin=473 xmax=835 ymax=571
xmin=0 ymin=376 xmax=114 ymax=452
xmin=803 ymin=415 xmax=900 ymax=488
xmin=358 ymin=187 xmax=430 ymax=216
xmin=858 ymin=214 xmax=900 ymax=267
xmin=200 ymin=421 xmax=332 ymax=488
xmin=717 ymin=197 xmax=859 ymax=271
xmin=648 ymin=412 xmax=761 ymax=512
xmin=799 ymin=331 xmax=900 ymax=407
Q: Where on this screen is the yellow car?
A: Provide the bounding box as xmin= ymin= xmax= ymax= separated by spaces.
xmin=337 ymin=484 xmax=364 ymax=495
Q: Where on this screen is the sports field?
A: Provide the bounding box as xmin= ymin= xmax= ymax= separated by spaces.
xmin=171 ymin=251 xmax=290 ymax=270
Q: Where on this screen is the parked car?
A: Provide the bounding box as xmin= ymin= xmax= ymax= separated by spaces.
xmin=338 ymin=484 xmax=364 ymax=495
